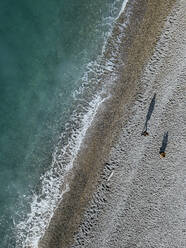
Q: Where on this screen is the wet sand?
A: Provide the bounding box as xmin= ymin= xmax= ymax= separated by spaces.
xmin=38 ymin=0 xmax=185 ymax=247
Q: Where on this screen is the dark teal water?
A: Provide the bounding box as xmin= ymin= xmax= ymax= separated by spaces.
xmin=0 ymin=0 xmax=123 ymax=246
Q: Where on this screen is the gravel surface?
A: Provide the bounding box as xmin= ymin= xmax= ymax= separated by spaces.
xmin=39 ymin=0 xmax=185 ymax=247
xmin=71 ymin=1 xmax=186 ymax=247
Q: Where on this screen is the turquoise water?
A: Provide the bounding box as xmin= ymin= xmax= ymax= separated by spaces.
xmin=0 ymin=0 xmax=124 ymax=247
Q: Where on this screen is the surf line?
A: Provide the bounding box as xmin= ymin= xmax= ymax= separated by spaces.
xmin=117 ymin=0 xmax=129 ymax=19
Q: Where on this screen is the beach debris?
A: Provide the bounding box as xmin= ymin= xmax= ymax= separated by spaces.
xmin=107 ymin=171 xmax=114 ymax=181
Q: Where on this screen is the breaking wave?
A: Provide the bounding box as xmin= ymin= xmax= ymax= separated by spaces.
xmin=15 ymin=0 xmax=130 ymax=247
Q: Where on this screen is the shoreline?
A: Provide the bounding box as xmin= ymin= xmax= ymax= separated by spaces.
xmin=38 ymin=0 xmax=180 ymax=247
xmin=71 ymin=1 xmax=186 ymax=246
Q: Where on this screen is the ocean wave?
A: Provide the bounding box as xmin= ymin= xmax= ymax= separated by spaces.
xmin=15 ymin=0 xmax=130 ymax=247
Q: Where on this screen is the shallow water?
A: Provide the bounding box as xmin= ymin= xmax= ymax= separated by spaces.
xmin=0 ymin=0 xmax=124 ymax=247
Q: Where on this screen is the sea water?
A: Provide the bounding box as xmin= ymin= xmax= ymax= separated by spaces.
xmin=0 ymin=0 xmax=127 ymax=247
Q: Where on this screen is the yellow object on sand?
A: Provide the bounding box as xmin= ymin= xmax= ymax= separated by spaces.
xmin=160 ymin=152 xmax=166 ymax=158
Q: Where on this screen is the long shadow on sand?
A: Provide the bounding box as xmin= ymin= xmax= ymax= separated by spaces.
xmin=142 ymin=93 xmax=156 ymax=135
xmin=159 ymin=131 xmax=169 ymax=156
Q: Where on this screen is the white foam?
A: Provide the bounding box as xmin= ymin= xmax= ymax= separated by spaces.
xmin=16 ymin=92 xmax=110 ymax=248
xmin=15 ymin=0 xmax=130 ymax=247
xmin=117 ymin=0 xmax=129 ymax=19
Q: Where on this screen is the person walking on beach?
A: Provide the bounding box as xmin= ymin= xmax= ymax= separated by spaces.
xmin=159 ymin=131 xmax=168 ymax=158
xmin=142 ymin=93 xmax=156 ymax=136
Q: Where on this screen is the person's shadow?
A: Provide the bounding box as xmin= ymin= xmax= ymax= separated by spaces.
xmin=159 ymin=131 xmax=168 ymax=157
xmin=142 ymin=93 xmax=156 ymax=136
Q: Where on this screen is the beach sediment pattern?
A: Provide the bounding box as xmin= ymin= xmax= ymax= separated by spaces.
xmin=38 ymin=0 xmax=186 ymax=248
